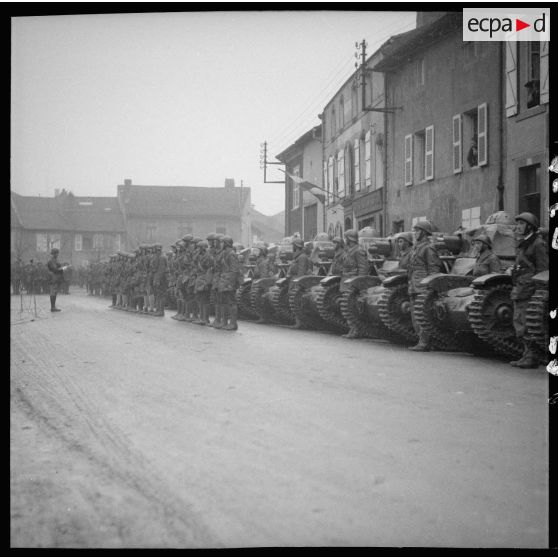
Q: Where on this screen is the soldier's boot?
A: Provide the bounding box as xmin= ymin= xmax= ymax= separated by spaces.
xmin=171 ymin=300 xmax=181 ymax=320
xmin=202 ymin=304 xmax=211 ymax=325
xmin=516 ymin=340 xmax=540 ymax=369
xmin=154 ymin=297 xmax=165 ymax=317
xmin=191 ymin=301 xmax=200 ymax=323
xmin=141 ymin=295 xmax=148 ymax=313
xmin=184 ymin=300 xmax=193 ymax=322
xmin=224 ymin=304 xmax=238 ymax=331
xmin=122 ymin=294 xmax=128 ymax=310
xmin=177 ymin=301 xmax=188 ymax=321
xmin=213 ymin=305 xmax=224 ymax=329
xmin=408 ymin=331 xmax=431 ymax=352
xmin=342 ymin=327 xmax=361 ymax=339
xmin=50 ymin=295 xmax=61 ymax=312
xmin=109 ymin=294 xmax=117 ymax=308
xmin=192 ymin=299 xmax=204 ymax=324
xmin=148 ymin=294 xmax=156 ymax=313
xmin=510 ymin=338 xmax=529 ymax=366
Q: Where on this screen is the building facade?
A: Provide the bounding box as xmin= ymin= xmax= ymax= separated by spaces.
xmin=11 ymin=190 xmax=126 ymax=266
xmin=276 ymin=125 xmax=325 ymax=241
xmin=321 ymin=48 xmax=386 ymax=238
xmin=117 ymin=179 xmax=252 ymax=250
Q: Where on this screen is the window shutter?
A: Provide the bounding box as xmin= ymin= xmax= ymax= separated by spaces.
xmin=75 ymin=233 xmax=82 ymax=251
xmin=505 ymin=42 xmax=518 ymax=117
xmin=477 ymin=103 xmax=488 ymax=166
xmin=327 ymin=156 xmax=334 ymax=204
xmin=452 ymin=115 xmax=462 ymax=174
xmin=364 ymin=131 xmax=372 ymax=187
xmin=404 ymin=134 xmax=413 ymax=186
xmin=425 ymin=125 xmax=434 ymax=180
xmin=338 ymin=150 xmax=345 ymax=197
xmin=323 ymin=160 xmax=328 ymax=204
xmin=540 ymin=41 xmax=549 ymax=105
xmin=354 ymin=139 xmax=360 ymax=192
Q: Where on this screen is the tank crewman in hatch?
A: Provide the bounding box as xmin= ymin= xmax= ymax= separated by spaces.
xmin=471 ymin=235 xmax=501 ymax=277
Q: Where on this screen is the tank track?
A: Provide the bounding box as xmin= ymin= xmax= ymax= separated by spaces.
xmin=236 ymin=282 xmax=258 ymax=320
xmin=525 ymin=289 xmax=549 ymax=354
xmin=315 ymin=283 xmax=348 ymax=332
xmin=414 ymin=290 xmax=460 ymax=351
xmin=339 ymin=287 xmax=392 ymax=339
xmin=288 ymin=283 xmax=324 ymax=330
xmin=377 ymin=284 xmax=417 ymax=344
xmin=270 ymin=284 xmax=295 ymax=324
xmin=467 ymin=284 xmax=522 ymax=358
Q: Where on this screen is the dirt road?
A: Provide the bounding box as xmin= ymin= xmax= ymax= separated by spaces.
xmin=10 ymin=290 xmax=548 ymax=548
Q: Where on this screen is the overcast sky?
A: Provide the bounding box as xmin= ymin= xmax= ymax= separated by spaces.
xmin=11 ymin=10 xmax=416 ymax=216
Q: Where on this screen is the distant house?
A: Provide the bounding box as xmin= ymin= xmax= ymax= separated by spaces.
xmin=10 ymin=190 xmax=126 ymax=266
xmin=248 ymin=207 xmax=284 ymax=245
xmin=117 ymin=178 xmax=252 ymax=250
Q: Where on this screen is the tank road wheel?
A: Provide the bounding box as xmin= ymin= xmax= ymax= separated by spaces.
xmin=251 ymin=283 xmax=275 ymax=322
xmin=414 ymin=290 xmax=460 ymax=351
xmin=288 ymin=283 xmax=321 ymax=330
xmin=467 ymin=284 xmax=522 ymax=359
xmin=270 ymin=284 xmax=295 ymax=325
xmin=315 ymin=283 xmax=348 ymax=333
xmin=526 ymin=289 xmax=549 ymax=356
xmin=339 ymin=287 xmax=389 ymax=339
xmin=378 ymin=284 xmax=417 ymax=344
xmin=236 ymin=282 xmax=258 ymax=320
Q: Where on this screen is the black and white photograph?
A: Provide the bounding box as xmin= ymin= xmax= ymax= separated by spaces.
xmin=10 ymin=6 xmax=551 ymax=550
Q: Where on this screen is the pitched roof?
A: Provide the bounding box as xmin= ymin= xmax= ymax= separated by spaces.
xmin=118 ymin=184 xmax=250 ymax=218
xmin=10 ymin=192 xmax=126 ymax=232
xmin=373 ymin=12 xmax=462 ymax=72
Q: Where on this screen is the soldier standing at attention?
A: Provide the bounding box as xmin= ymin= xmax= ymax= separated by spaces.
xmin=211 ymin=233 xmax=225 ymax=328
xmin=340 ymin=229 xmax=369 ymax=338
xmin=407 ymin=220 xmax=443 ymax=351
xmin=471 ymin=235 xmax=501 ymax=277
xmin=218 ymin=235 xmax=240 ymax=330
xmin=287 ymin=237 xmax=313 ymax=329
xmin=509 ymin=212 xmax=548 ymax=369
xmin=152 ymin=243 xmax=168 ymax=317
xmin=328 ymin=237 xmax=345 ymax=276
xmin=193 ymin=240 xmax=212 ymax=325
xmin=47 ymin=248 xmax=65 ymax=312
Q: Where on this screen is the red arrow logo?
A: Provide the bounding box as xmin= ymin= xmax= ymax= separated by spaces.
xmin=516 ymin=18 xmax=530 ymax=31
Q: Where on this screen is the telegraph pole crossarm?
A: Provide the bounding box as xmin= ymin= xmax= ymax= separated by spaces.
xmin=260 ymin=141 xmax=286 ymax=183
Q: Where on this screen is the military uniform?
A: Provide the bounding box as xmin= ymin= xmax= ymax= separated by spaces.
xmin=152 ymin=245 xmax=168 ymax=316
xmin=47 ymin=250 xmax=64 ymax=311
xmin=287 ymin=250 xmax=312 ymax=278
xmin=341 ymin=244 xmax=368 ymax=277
xmin=218 ymin=239 xmax=240 ymax=330
xmin=472 ymin=249 xmax=501 ymax=277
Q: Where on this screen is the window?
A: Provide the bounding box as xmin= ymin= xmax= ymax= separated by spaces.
xmin=339 ymin=96 xmax=344 ymax=129
xmin=346 ymin=144 xmax=354 ymax=197
xmin=93 ymin=234 xmax=103 ymax=249
xmin=461 ymin=207 xmax=481 ymax=230
xmin=331 ymin=106 xmax=336 ymax=138
xmin=49 ymin=233 xmax=61 ymax=251
xmin=518 ymin=164 xmax=541 ymax=224
xmin=75 ymin=233 xmax=82 ymax=251
xmin=328 ymin=223 xmax=335 ymax=239
xmin=36 ymin=233 xmax=48 ymax=252
xmin=291 ymin=165 xmax=300 ymax=209
xmin=393 ymin=220 xmax=405 ymax=234
xmin=334 ymin=222 xmax=342 ymax=238
xmin=525 ymin=42 xmax=540 ymax=108
xmin=414 ymin=130 xmax=425 ymax=181
xmin=477 ymin=104 xmax=487 ymax=166
xmin=216 ymin=222 xmax=227 ymax=235
xmin=337 ymin=150 xmax=345 ymax=197
xmin=351 ymin=85 xmax=358 ymax=118
xmin=177 ymin=223 xmax=193 ymax=237
xmin=354 ymin=138 xmax=361 ymax=192
xmin=327 ymin=156 xmax=334 ymax=205
xmin=463 ymin=105 xmax=486 ymax=168
xmin=323 ymin=160 xmax=329 ymax=205
xmin=146 ymin=224 xmax=157 ymax=241
xmin=114 ymin=234 xmax=121 ymax=252
xmin=364 ymin=131 xmax=372 ymax=188
xmin=505 ymin=41 xmax=518 ymax=117
xmin=424 ymin=125 xmax=434 ymax=180
xmin=540 ymin=41 xmax=549 ymax=104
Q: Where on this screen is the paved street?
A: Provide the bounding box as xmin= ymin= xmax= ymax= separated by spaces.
xmin=10 ymin=289 xmax=548 ymax=548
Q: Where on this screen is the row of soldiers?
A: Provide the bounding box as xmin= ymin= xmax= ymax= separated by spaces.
xmin=11 ymin=258 xmax=71 ymax=295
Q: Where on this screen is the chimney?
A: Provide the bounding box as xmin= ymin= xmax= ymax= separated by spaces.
xmin=224 ymin=178 xmax=235 ymax=190
xmin=124 ymin=178 xmax=132 ymax=186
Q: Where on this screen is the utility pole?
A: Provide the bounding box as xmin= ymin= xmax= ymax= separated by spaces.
xmin=259 ymin=141 xmax=285 ymax=184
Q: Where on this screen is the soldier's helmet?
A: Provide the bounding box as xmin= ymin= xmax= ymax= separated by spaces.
xmin=206 ymin=232 xmax=217 ymax=241
xmin=50 ymin=247 xmax=59 ymax=255
xmin=344 ymin=229 xmax=359 ymax=242
xmin=473 ymin=234 xmax=492 ymax=248
xmin=485 ymin=211 xmax=514 ymax=225
xmin=332 ymin=236 xmax=344 ymax=247
xmin=197 ymin=240 xmax=209 ymax=249
xmin=192 ymin=237 xmax=202 ymax=244
xmin=154 ymin=243 xmax=162 ymax=251
xmin=222 ymin=235 xmax=234 ymax=247
xmin=292 ymin=238 xmax=304 ymax=249
xmin=358 ymin=227 xmax=379 ymax=240
xmin=176 ymin=240 xmax=185 ymax=249
xmin=215 ymin=233 xmax=225 ymax=242
xmin=515 ymin=212 xmax=539 ymax=229
xmin=183 ymin=234 xmax=194 ymax=243
xmin=413 ymin=220 xmax=433 ymax=235
xmin=254 ymin=241 xmax=266 ymax=250
xmin=394 ymin=231 xmax=414 ymax=245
